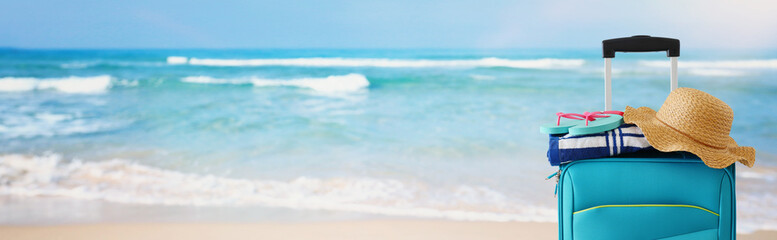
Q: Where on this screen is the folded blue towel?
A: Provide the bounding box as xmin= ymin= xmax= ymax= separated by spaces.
xmin=547 ymin=124 xmax=652 ymax=166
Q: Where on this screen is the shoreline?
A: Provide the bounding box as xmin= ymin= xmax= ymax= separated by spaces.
xmin=1 ymin=220 xmax=775 ymax=240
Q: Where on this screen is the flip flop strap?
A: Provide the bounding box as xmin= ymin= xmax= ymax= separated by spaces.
xmin=584 ymin=111 xmax=624 ymax=126
xmin=556 ymin=111 xmax=623 ymax=126
xmin=556 ymin=112 xmax=587 ymax=125
xmin=581 ymin=112 xmax=607 ymax=126
xmin=599 ymin=110 xmax=624 ymax=116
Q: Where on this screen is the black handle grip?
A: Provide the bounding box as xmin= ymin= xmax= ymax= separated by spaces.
xmin=602 ymin=35 xmax=680 ymax=58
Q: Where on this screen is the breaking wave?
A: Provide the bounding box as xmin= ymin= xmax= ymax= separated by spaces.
xmin=0 ymin=112 xmax=129 ymax=139
xmin=687 ymin=69 xmax=745 ymax=77
xmin=169 ymin=57 xmax=585 ymax=69
xmin=0 ymin=75 xmax=112 ymax=94
xmin=166 ymin=56 xmax=188 ymax=65
xmin=0 ymin=154 xmax=555 ymax=222
xmin=182 ymin=74 xmax=370 ymax=93
xmin=637 ymin=59 xmax=777 ymax=77
xmin=181 ymin=76 xmax=248 ymax=85
xmin=640 ymin=59 xmax=777 ymax=69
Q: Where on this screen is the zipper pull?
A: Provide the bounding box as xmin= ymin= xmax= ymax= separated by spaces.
xmin=546 ymin=170 xmax=559 ymax=180
xmin=547 ymin=170 xmax=561 ymax=198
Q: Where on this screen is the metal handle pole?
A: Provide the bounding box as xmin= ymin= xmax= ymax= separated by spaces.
xmin=670 ymin=57 xmax=678 ymax=91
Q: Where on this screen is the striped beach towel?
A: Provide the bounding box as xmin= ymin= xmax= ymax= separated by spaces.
xmin=547 ymin=124 xmax=652 ymax=166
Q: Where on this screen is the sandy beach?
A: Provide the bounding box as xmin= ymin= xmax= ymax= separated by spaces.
xmin=4 ymin=0 xmax=777 ymax=239
xmin=0 ymin=220 xmax=775 ymax=240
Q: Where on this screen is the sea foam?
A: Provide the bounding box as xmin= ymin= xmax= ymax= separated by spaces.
xmin=0 ymin=76 xmax=112 ymax=94
xmin=636 ymin=59 xmax=777 ymax=77
xmin=2 ymin=154 xmax=775 ymax=232
xmin=0 ymin=112 xmax=126 ymax=139
xmin=0 ymin=154 xmax=556 ymax=223
xmin=181 ymin=76 xmax=249 ymax=85
xmin=182 ymin=74 xmax=370 ymax=93
xmin=167 ymin=56 xmax=189 ymax=65
xmin=687 ymin=69 xmax=745 ymax=77
xmin=252 ymin=74 xmax=369 ymax=92
xmin=178 ymin=57 xmax=585 ymax=69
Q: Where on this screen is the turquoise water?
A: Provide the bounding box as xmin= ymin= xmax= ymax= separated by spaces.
xmin=1 ymin=49 xmax=776 ymax=231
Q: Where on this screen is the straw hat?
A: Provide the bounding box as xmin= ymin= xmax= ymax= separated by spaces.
xmin=624 ymin=87 xmax=755 ymax=168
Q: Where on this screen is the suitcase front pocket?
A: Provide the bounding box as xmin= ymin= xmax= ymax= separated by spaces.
xmin=572 ymin=204 xmax=719 ymax=240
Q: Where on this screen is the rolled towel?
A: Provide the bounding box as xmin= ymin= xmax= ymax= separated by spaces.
xmin=547 ymin=124 xmax=652 ymax=166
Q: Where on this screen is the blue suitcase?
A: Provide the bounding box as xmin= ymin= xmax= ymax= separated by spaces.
xmin=557 ymin=152 xmax=736 ymax=239
xmin=556 ymin=36 xmax=736 ymax=239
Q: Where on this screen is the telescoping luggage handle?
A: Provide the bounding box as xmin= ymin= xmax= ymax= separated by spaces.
xmin=602 ymin=35 xmax=680 ymax=111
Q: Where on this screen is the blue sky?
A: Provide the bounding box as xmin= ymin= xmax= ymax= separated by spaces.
xmin=2 ymin=0 xmax=776 ymax=49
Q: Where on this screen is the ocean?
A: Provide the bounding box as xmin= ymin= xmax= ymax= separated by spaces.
xmin=0 ymin=48 xmax=776 ymax=232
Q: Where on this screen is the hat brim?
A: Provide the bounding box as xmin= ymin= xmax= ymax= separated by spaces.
xmin=624 ymin=106 xmax=755 ymax=168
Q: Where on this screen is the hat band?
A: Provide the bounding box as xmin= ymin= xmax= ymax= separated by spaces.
xmin=654 ymin=116 xmax=727 ymax=150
